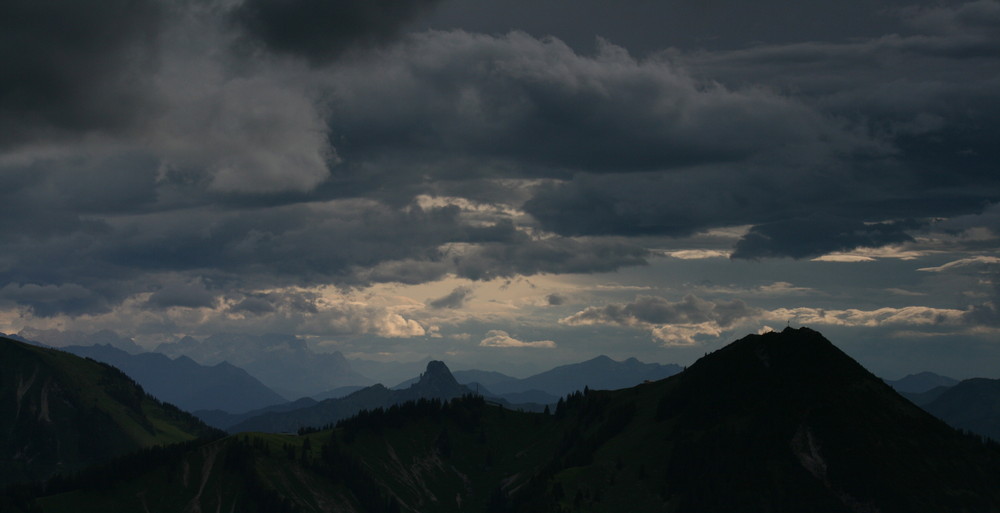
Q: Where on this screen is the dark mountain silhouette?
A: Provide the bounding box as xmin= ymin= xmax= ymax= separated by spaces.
xmin=0 ymin=336 xmax=218 ymax=487
xmin=62 ymin=344 xmax=286 ymax=414
xmin=10 ymin=328 xmax=1000 ymax=512
xmin=228 ymin=360 xmax=475 ymax=433
xmin=155 ymin=333 xmax=373 ymax=398
xmin=625 ymin=327 xmax=1000 ymax=512
xmin=923 ymin=377 xmax=1000 ymax=440
xmin=885 ymin=371 xmax=958 ymax=394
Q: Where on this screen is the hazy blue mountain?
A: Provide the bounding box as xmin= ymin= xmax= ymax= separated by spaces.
xmin=491 ymin=355 xmax=682 ymax=397
xmin=62 ymin=344 xmax=286 ymax=414
xmin=154 ymin=333 xmax=373 ymax=398
xmin=924 ymin=377 xmax=1000 ymax=440
xmin=886 ymin=371 xmax=959 ymax=394
xmin=228 ymin=360 xmax=475 ymax=433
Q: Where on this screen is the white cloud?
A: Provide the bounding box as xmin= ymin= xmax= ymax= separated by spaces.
xmin=479 ymin=329 xmax=555 ymax=348
xmin=662 ymin=249 xmax=731 ymax=260
xmin=649 ymin=322 xmax=724 ymax=346
xmin=918 ymin=256 xmax=1000 ymax=273
xmin=762 ymin=306 xmax=967 ymax=328
xmin=811 ymin=246 xmax=927 ymax=262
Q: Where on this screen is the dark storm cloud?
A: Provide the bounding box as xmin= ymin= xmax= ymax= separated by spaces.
xmin=3 ymin=0 xmax=1000 ymax=321
xmin=0 ymin=283 xmax=112 ymax=317
xmin=0 ymin=0 xmax=164 ymax=146
xmin=324 ymin=31 xmax=855 ymax=179
xmin=231 ymin=296 xmax=277 ymax=315
xmin=145 ymin=279 xmax=217 ymax=309
xmin=517 ymin=1 xmax=1000 ymax=258
xmin=428 ymin=286 xmax=473 ymax=309
xmin=234 ymin=0 xmax=443 ymax=64
xmin=731 ymin=217 xmax=921 ymax=260
xmin=453 ymin=238 xmax=650 ymax=281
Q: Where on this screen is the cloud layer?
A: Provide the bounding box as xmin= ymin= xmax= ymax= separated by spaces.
xmin=1 ymin=0 xmax=999 ymax=371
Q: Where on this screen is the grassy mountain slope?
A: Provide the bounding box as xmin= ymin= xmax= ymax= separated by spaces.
xmin=0 ymin=337 xmax=220 ymax=487
xmin=28 ymin=396 xmax=558 ymax=513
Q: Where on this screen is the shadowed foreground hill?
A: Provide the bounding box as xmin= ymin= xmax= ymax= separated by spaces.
xmin=8 ymin=328 xmax=1000 ymax=512
xmin=0 ymin=337 xmax=220 ymax=487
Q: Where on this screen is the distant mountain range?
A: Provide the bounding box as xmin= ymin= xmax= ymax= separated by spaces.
xmin=9 ymin=327 xmax=1000 ymax=512
xmin=62 ymin=344 xmax=286 ymax=414
xmin=154 ymin=333 xmax=373 ymax=399
xmin=923 ymin=378 xmax=1000 ymax=441
xmin=225 ymin=360 xmax=476 ymax=433
xmin=885 ymin=371 xmax=959 ymax=394
xmin=0 ymin=336 xmax=218 ymax=487
xmin=396 ymin=355 xmax=683 ymax=401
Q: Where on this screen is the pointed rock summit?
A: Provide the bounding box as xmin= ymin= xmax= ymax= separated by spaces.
xmin=408 ymin=360 xmax=468 ymax=398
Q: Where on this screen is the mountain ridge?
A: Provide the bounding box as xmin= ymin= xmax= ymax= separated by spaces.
xmin=227 ymin=360 xmax=476 ymax=433
xmin=0 ymin=336 xmax=219 ymax=487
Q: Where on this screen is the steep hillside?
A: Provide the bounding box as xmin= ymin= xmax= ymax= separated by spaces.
xmin=0 ymin=337 xmax=220 ymax=486
xmin=515 ymin=327 xmax=1000 ymax=512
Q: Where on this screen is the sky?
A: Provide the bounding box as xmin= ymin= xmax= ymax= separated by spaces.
xmin=2 ymin=0 xmax=1000 ymax=379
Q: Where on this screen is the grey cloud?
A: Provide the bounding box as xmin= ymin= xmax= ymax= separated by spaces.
xmin=731 ymin=217 xmax=920 ymax=260
xmin=0 ymin=283 xmax=112 ymax=317
xmin=453 ymin=238 xmax=650 ymax=281
xmin=231 ymin=296 xmax=276 ymax=315
xmin=561 ymin=294 xmax=757 ymax=328
xmin=146 ymin=279 xmax=216 ymax=309
xmin=324 ymin=31 xmax=863 ymax=178
xmin=233 ymin=0 xmax=443 ymax=64
xmin=546 ymin=293 xmax=566 ymax=306
xmin=519 ymin=1 xmax=1000 ymax=258
xmin=0 ymin=0 xmax=164 ymax=146
xmin=429 ymin=286 xmax=473 ymax=309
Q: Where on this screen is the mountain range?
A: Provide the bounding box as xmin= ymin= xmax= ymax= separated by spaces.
xmin=6 ymin=327 xmax=1000 ymax=512
xmin=223 ymin=360 xmax=476 ymax=433
xmin=61 ymin=344 xmax=286 ymax=414
xmin=154 ymin=333 xmax=373 ymax=398
xmin=395 ymin=355 xmax=683 ymax=402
